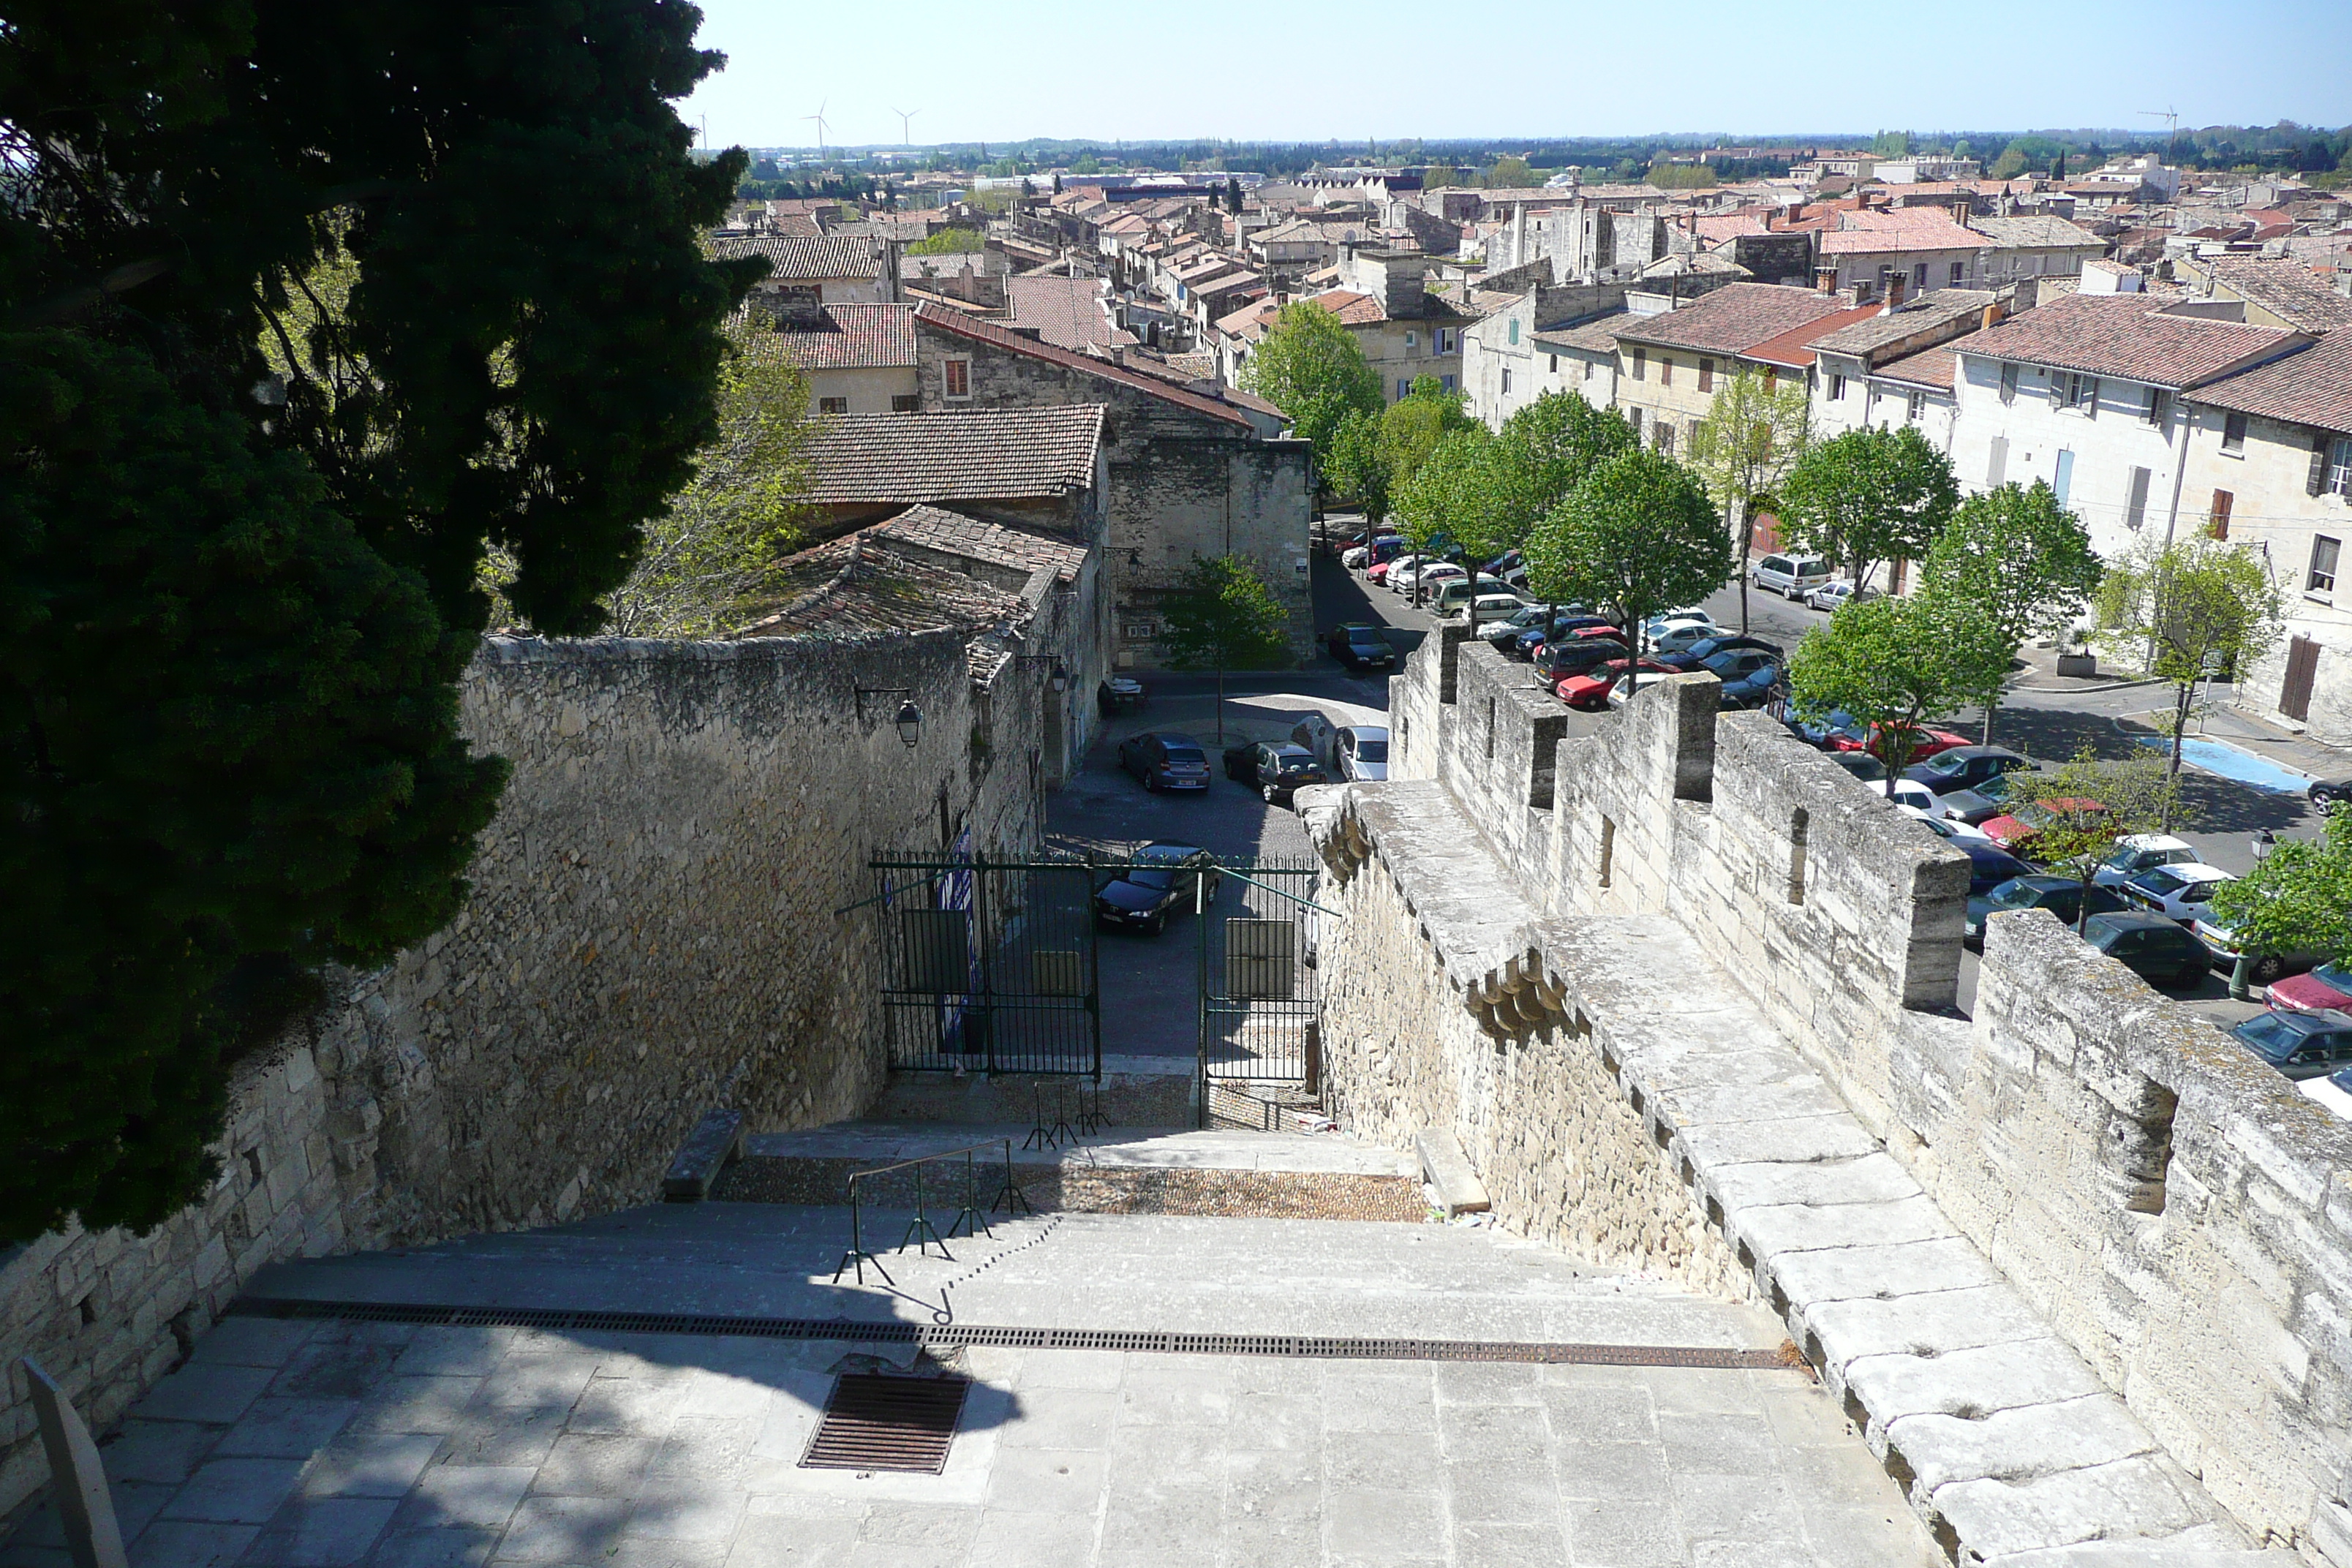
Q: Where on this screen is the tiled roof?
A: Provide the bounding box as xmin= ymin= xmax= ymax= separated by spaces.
xmin=1968 ymin=214 xmax=2106 ymax=251
xmin=1005 ymin=275 xmax=1134 ymax=352
xmin=1740 ymin=303 xmax=1888 ymax=368
xmin=769 ymin=304 xmax=918 ymax=370
xmin=913 ymin=303 xmax=1254 ymax=426
xmin=770 ymin=213 xmax=824 ymax=238
xmin=1537 ymin=312 xmax=1634 ymax=353
xmin=870 ymin=503 xmax=1089 ymax=583
xmin=795 ymin=407 xmax=1104 ymax=505
xmin=1808 ymin=290 xmax=2001 ymax=356
xmin=1817 ymin=213 xmax=1982 ymax=255
xmin=2183 ymin=333 xmax=2352 ymax=435
xmin=1959 ymin=293 xmax=2304 ymax=388
xmin=2193 ymin=255 xmax=2352 ymax=333
xmin=1615 ymin=284 xmax=1855 ymax=355
xmin=734 ymin=534 xmax=1026 ymax=640
xmin=1308 ymin=288 xmax=1386 ymax=325
xmin=714 ymin=234 xmax=885 ymax=280
xmin=1870 ymin=330 xmax=1983 ymax=391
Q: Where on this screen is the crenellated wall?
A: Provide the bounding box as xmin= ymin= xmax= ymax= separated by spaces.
xmin=1 ymin=628 xmax=1044 ymax=1521
xmin=1313 ymin=626 xmax=2352 ymax=1563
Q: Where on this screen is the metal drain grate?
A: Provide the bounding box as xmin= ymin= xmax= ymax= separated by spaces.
xmin=227 ymin=1297 xmax=1786 ymax=1369
xmin=800 ymin=1373 xmax=969 ymax=1473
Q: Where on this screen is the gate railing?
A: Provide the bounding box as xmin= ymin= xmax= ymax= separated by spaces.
xmin=1197 ymin=856 xmax=1327 ymax=1094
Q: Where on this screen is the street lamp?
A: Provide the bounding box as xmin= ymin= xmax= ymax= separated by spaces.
xmin=855 ymin=687 xmax=924 ymax=749
xmin=1014 ymin=655 xmax=1070 ymax=693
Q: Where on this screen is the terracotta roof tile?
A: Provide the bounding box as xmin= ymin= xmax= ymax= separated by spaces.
xmin=870 ymin=503 xmax=1088 ymax=583
xmin=1741 ymin=303 xmax=1888 ymax=368
xmin=2193 ymin=255 xmax=2352 ymax=333
xmin=796 ymin=407 xmax=1103 ymax=505
xmin=1871 ymin=331 xmax=1981 ymax=391
xmin=734 ymin=534 xmax=1025 ymax=640
xmin=914 ymin=303 xmax=1254 ymax=426
xmin=1616 ymin=284 xmax=1855 ymax=355
xmin=770 ymin=304 xmax=917 ymax=370
xmin=1808 ymin=290 xmax=2002 ymax=356
xmin=1960 ymin=293 xmax=2305 ymax=388
xmin=1004 ymin=275 xmax=1134 ymax=352
xmin=2184 ymin=333 xmax=2352 ymax=434
xmin=714 ymin=234 xmax=886 ymax=280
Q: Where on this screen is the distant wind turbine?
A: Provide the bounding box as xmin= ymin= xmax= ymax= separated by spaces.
xmin=804 ymin=99 xmax=831 ymax=156
xmin=893 ymin=107 xmax=921 ymax=147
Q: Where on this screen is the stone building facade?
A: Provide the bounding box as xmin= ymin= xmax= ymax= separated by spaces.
xmin=1298 ymin=624 xmax=2352 ymax=1564
xmin=0 ymin=629 xmax=1042 ymax=1518
xmin=910 ymin=304 xmax=1315 ymax=667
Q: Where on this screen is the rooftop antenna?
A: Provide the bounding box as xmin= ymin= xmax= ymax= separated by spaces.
xmin=804 ymin=99 xmax=831 ymax=157
xmin=892 ymin=106 xmax=920 ymax=147
xmin=2139 ymin=107 xmax=2180 ymax=147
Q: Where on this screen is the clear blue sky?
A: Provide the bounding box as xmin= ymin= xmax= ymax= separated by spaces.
xmin=678 ymin=0 xmax=2352 ymax=152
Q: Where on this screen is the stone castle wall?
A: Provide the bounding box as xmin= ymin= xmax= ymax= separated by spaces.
xmin=1 ymin=628 xmax=1039 ymax=1518
xmin=1320 ymin=626 xmax=2352 ymax=1560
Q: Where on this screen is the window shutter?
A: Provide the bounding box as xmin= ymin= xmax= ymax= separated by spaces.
xmin=2313 ymin=430 xmax=2333 ymax=497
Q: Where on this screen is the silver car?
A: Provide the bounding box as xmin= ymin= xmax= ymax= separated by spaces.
xmin=1335 ymin=725 xmax=1390 ymax=782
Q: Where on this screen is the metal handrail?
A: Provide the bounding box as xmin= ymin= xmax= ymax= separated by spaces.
xmin=831 ymin=1139 xmax=1033 ymax=1287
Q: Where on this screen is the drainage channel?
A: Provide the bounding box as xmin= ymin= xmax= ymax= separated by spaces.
xmin=227 ymin=1296 xmax=1789 ymax=1369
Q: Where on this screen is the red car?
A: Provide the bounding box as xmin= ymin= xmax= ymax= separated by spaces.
xmin=1556 ymin=657 xmax=1678 ymax=709
xmin=1823 ymin=723 xmax=1971 ymax=765
xmin=1366 ymin=557 xmax=1400 ymax=585
xmin=1980 ymin=796 xmax=2106 ymax=855
xmin=2269 ymin=960 xmax=2352 ymax=1014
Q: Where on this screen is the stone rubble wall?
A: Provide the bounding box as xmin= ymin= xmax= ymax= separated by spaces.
xmin=1321 ymin=625 xmax=2352 ymax=1562
xmin=1 ymin=628 xmax=1037 ymax=1520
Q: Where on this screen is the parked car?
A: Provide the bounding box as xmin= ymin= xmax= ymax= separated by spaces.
xmin=1649 ymin=620 xmax=1725 ymax=655
xmin=1937 ymin=772 xmax=2029 ymax=827
xmin=1482 ymin=604 xmax=1555 ymax=653
xmin=1392 ymin=559 xmax=1465 ymax=595
xmin=1340 ymin=534 xmax=1400 ymax=568
xmin=2079 ymin=911 xmax=2214 ymax=989
xmin=2267 ymin=959 xmax=2352 ymax=1014
xmin=2087 ymin=834 xmax=2201 ymax=889
xmin=1823 ymin=722 xmax=1969 ymax=761
xmin=2298 ymin=1065 xmax=2352 ymax=1119
xmin=1804 ymin=581 xmax=1859 ymax=613
xmin=1904 ymin=745 xmax=2032 ymax=795
xmin=1117 ymin=731 xmax=1212 ymax=792
xmin=1716 ymin=664 xmax=1784 ymax=710
xmin=1439 ymin=586 xmax=1526 ymax=620
xmin=1326 ymin=623 xmax=1397 ymax=671
xmin=1335 ymin=725 xmax=1390 ymax=782
xmin=2307 ymin=774 xmax=2350 ymax=812
xmin=1697 ymin=647 xmax=1780 ymax=684
xmin=1366 ymin=554 xmax=1412 ymax=586
xmin=1093 ymin=843 xmax=1220 ymax=935
xmin=1534 ymin=636 xmax=1630 ymax=682
xmin=1980 ymin=796 xmax=2106 ymax=856
xmin=2122 ymin=862 xmax=2235 ymax=923
xmin=1643 ymin=610 xmax=1716 ymax=639
xmin=1957 ymin=840 xmax=2038 ymax=897
xmin=1967 ymin=874 xmax=2129 ymax=946
xmin=1654 ymin=633 xmax=1784 ymax=673
xmin=1751 ymin=551 xmax=1836 ymax=598
xmin=1832 ymin=753 xmax=1890 ymax=783
xmin=2230 ymin=1009 xmax=2352 ymax=1080
xmin=1559 ymin=658 xmax=1679 ymax=709
xmin=1515 ymin=613 xmax=1616 ymax=658
xmin=1222 ymin=740 xmax=1327 ymax=802
xmin=2190 ymin=916 xmax=2329 ymax=986
xmin=1288 ymin=713 xmax=1337 ymax=766
xmin=1095 ymin=676 xmax=1147 ymax=717
xmin=1898 ymin=804 xmax=1990 ymax=844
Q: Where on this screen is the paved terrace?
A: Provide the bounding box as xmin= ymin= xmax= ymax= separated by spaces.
xmin=1 ymin=1205 xmax=1940 ymax=1568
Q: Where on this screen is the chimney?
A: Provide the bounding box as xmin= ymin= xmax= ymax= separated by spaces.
xmin=1980 ymin=302 xmax=2002 ymax=331
xmin=1887 ymin=271 xmax=1908 ymax=308
xmin=1815 ymin=263 xmax=1838 ymax=294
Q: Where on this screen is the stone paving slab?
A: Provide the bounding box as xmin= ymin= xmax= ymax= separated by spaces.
xmin=3 ymin=1310 xmax=1945 ymax=1568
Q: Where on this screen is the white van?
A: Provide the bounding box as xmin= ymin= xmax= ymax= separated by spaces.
xmin=1431 ymin=576 xmax=1515 ymax=614
xmin=1752 ymin=553 xmax=1834 ymax=598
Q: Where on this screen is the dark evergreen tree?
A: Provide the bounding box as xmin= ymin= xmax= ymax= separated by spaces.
xmin=0 ymin=0 xmax=757 ymax=1243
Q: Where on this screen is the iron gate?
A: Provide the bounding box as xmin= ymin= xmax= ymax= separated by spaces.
xmin=1197 ymin=858 xmax=1324 ymax=1088
xmin=871 ymin=854 xmax=1101 ymax=1077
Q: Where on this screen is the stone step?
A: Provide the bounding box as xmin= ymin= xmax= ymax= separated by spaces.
xmin=711 ymin=1121 xmax=1420 ymax=1222
xmin=1203 ymin=1077 xmax=1327 ymax=1133
xmin=242 ymin=1204 xmax=1782 ymax=1349
xmin=871 ymin=1055 xmax=1194 ymax=1127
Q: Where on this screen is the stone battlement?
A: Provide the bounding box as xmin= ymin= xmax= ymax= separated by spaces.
xmin=1301 ymin=626 xmax=2352 ymax=1564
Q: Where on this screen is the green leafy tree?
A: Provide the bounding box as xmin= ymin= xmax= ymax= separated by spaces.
xmin=1 ymin=0 xmax=750 ymax=1243
xmin=597 ymin=316 xmax=820 ymax=636
xmin=2207 ymin=811 xmax=2352 ymax=993
xmin=1777 ymin=425 xmax=1959 ymax=597
xmin=1464 ymin=391 xmax=1637 ymax=629
xmin=2093 ymin=536 xmax=2284 ymax=794
xmin=2016 ymin=747 xmax=2193 ymax=933
xmin=1390 ymin=426 xmax=1494 ymax=614
xmin=1526 ymin=449 xmax=1731 ymax=701
xmin=1785 ymin=593 xmax=2013 ymax=794
xmin=1160 ymin=554 xmax=1294 ymax=742
xmin=1481 ymin=156 xmax=1537 ymax=189
xmin=1238 ymin=301 xmax=1384 ymax=461
xmin=1920 ymin=481 xmax=2103 ymax=745
xmin=1379 ymin=375 xmax=1477 ymax=494
xmin=907 ymin=227 xmax=988 ymax=254
xmin=1684 ymin=370 xmax=1812 ymax=633
xmin=1324 ymin=410 xmax=1390 ymax=524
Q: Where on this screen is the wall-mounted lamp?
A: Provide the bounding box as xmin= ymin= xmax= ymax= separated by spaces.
xmin=1014 ymin=655 xmax=1071 ymax=693
xmin=855 ymin=687 xmax=924 ymax=748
